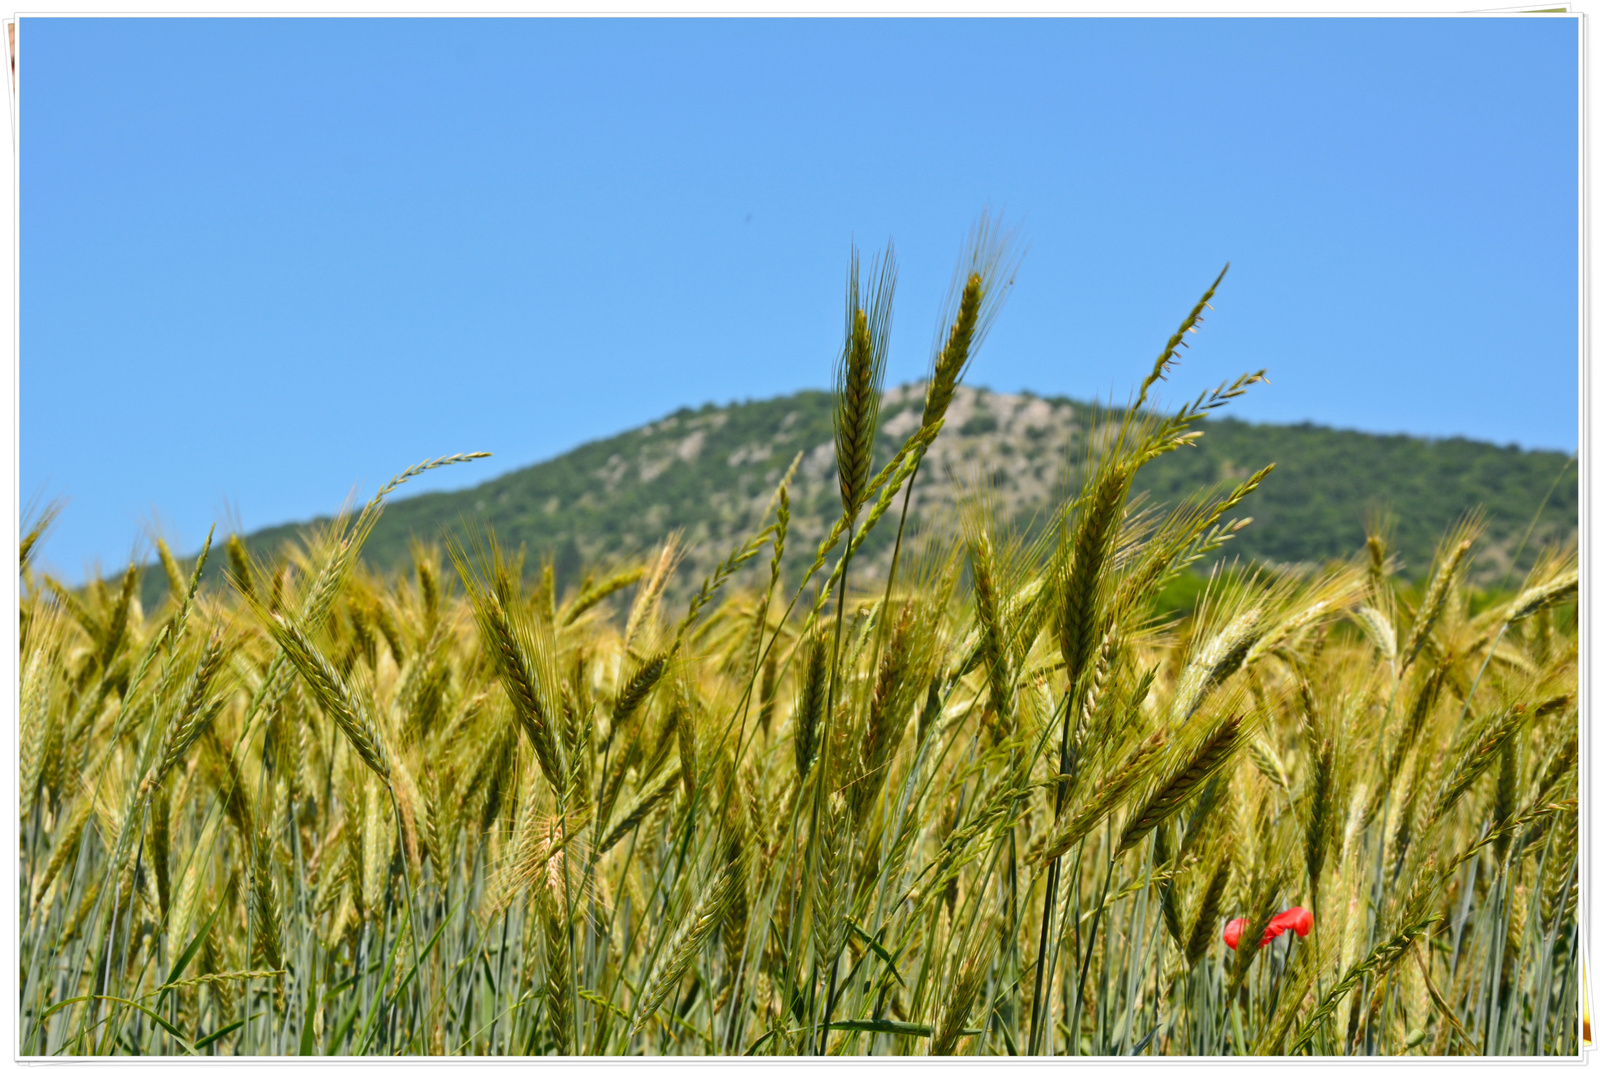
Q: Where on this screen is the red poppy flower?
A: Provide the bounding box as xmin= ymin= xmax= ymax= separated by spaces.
xmin=1262 ymin=907 xmax=1313 ymax=942
xmin=1223 ymin=908 xmax=1313 ymax=950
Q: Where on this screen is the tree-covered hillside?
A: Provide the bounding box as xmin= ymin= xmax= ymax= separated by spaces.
xmin=186 ymin=383 xmax=1575 ymax=603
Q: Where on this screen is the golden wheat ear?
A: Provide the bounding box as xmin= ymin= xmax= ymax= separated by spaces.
xmin=1117 ymin=702 xmax=1253 ymax=856
xmin=264 ymin=611 xmax=391 ymax=782
xmin=922 ymin=210 xmax=1023 ymax=430
xmin=1136 ymin=263 xmax=1229 ymax=409
xmin=449 ymin=526 xmax=568 ymax=795
xmin=833 ymin=242 xmax=895 ymax=525
xmin=19 ymin=498 xmax=63 ymax=575
xmin=1398 ymin=509 xmax=1485 ymax=676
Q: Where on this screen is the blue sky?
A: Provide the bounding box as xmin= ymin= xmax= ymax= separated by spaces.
xmin=22 ymin=16 xmax=1579 ymax=575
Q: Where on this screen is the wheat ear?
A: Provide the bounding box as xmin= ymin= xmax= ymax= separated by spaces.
xmin=1185 ymin=854 xmax=1233 ymax=968
xmin=1397 ymin=516 xmax=1481 ymax=674
xmin=142 ymin=630 xmax=230 ymax=795
xmin=632 ymin=862 xmax=737 ymax=1036
xmin=833 ymin=243 xmax=895 ymax=524
xmin=265 ymin=613 xmax=390 ymax=781
xmin=1136 ymin=264 xmax=1229 ymax=408
xmin=930 ymin=922 xmax=998 ymax=1055
xmin=1118 ymin=711 xmax=1247 ymax=855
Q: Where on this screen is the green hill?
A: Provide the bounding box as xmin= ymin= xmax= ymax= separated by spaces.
xmin=191 ymin=383 xmax=1576 ymax=599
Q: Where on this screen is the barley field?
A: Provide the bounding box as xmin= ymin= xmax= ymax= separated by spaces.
xmin=18 ymin=227 xmax=1580 ymax=1056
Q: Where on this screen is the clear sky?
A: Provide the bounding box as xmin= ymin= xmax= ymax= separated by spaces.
xmin=22 ymin=16 xmax=1578 ymax=576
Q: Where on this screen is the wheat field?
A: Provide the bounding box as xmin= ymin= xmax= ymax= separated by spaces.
xmin=17 ymin=225 xmax=1580 ymax=1057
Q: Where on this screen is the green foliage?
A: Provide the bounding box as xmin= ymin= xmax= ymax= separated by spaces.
xmin=155 ymin=389 xmax=1573 ymax=611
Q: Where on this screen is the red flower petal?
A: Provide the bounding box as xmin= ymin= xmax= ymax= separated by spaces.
xmin=1280 ymin=906 xmax=1314 ymax=937
xmin=1223 ymin=917 xmax=1248 ymax=950
xmin=1258 ymin=907 xmax=1314 ymax=946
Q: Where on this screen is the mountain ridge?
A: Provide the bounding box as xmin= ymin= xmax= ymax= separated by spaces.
xmin=186 ymin=382 xmax=1577 ymax=598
